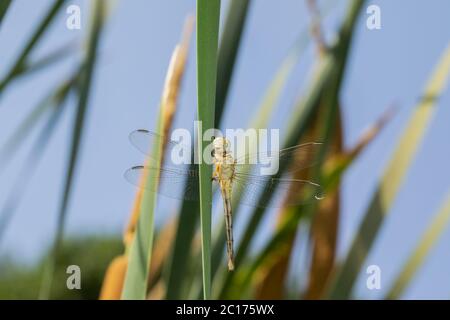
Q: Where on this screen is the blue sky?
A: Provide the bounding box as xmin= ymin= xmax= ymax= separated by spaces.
xmin=0 ymin=0 xmax=449 ymax=299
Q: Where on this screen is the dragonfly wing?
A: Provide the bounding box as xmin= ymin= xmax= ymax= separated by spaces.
xmin=232 ymin=173 xmax=324 ymax=208
xmin=129 ymin=129 xmax=193 ymax=166
xmin=124 ymin=165 xmax=200 ymax=201
xmin=233 ymin=142 xmax=322 ymax=174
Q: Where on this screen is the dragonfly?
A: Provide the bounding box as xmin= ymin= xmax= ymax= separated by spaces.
xmin=125 ymin=129 xmax=324 ymax=271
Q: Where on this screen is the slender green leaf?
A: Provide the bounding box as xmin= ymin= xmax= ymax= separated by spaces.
xmin=0 ymin=0 xmax=67 ymax=92
xmin=196 ymin=0 xmax=221 ymax=299
xmin=122 ymin=18 xmax=193 ymax=299
xmin=326 ymin=43 xmax=450 ymax=299
xmin=0 ymin=0 xmax=12 ymax=25
xmin=39 ymin=0 xmax=105 ymax=299
xmin=9 ymin=42 xmax=75 ymax=82
xmin=385 ymin=192 xmax=450 ymax=299
xmin=0 ymin=90 xmax=69 ymax=244
xmin=165 ymin=0 xmax=249 ymax=300
xmin=0 ymin=72 xmax=77 ymax=170
xmin=163 ymin=168 xmax=199 ymax=299
xmin=121 ymin=114 xmax=164 ymax=299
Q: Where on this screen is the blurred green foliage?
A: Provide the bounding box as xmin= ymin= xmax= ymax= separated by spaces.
xmin=0 ymin=236 xmax=122 ymax=299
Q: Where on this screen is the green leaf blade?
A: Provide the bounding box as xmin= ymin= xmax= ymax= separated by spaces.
xmin=121 ymin=119 xmax=163 ymax=299
xmin=0 ymin=0 xmax=68 ymax=92
xmin=197 ymin=0 xmax=221 ymax=300
xmin=385 ymin=191 xmax=450 ymax=299
xmin=0 ymin=0 xmax=12 ymax=25
xmin=326 ymin=43 xmax=450 ymax=299
xmin=165 ymin=0 xmax=248 ymax=300
xmin=39 ymin=0 xmax=105 ymax=300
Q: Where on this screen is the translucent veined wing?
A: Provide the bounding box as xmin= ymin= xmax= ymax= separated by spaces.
xmin=129 ymin=129 xmax=194 ymax=167
xmin=233 ymin=142 xmax=322 ymax=175
xmin=232 ymin=171 xmax=324 ymax=208
xmin=124 ymin=165 xmax=200 ymax=201
xmin=127 ymin=130 xmax=323 ymax=207
xmin=124 ymin=164 xmax=322 ymax=207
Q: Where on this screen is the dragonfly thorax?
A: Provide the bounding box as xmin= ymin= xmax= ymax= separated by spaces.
xmin=212 ymin=137 xmax=235 ymax=181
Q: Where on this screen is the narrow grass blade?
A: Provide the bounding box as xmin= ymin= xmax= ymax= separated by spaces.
xmin=0 ymin=0 xmax=12 ymax=25
xmin=121 ymin=15 xmax=192 ymax=300
xmin=214 ymin=0 xmax=250 ymax=127
xmin=39 ymin=0 xmax=105 ymax=299
xmin=164 ymin=176 xmax=199 ymax=299
xmin=0 ymin=72 xmax=77 ymax=170
xmin=0 ymin=0 xmax=67 ymax=92
xmin=196 ymin=0 xmax=221 ymax=299
xmin=326 ymin=43 xmax=450 ymax=299
xmin=8 ymin=42 xmax=75 ymax=82
xmin=166 ymin=0 xmax=249 ymax=299
xmin=122 ymin=148 xmax=162 ymax=300
xmin=121 ymin=59 xmax=162 ymax=299
xmin=121 ymin=151 xmax=158 ymax=300
xmin=0 ymin=88 xmax=70 ymax=245
xmin=164 ymin=192 xmax=199 ymax=298
xmin=385 ymin=192 xmax=450 ymax=299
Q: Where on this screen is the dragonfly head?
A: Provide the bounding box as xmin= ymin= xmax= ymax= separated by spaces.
xmin=212 ymin=137 xmax=230 ymax=156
